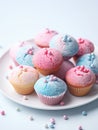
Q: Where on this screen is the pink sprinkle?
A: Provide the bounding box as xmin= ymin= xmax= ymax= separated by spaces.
xmin=9 ymin=65 xmax=13 ymax=69
xmin=44 ymin=49 xmax=48 ymax=55
xmin=49 ymin=51 xmax=53 ymax=55
xmin=80 ymin=65 xmax=85 ymax=71
xmin=60 ymin=101 xmax=65 ymax=106
xmin=78 ymin=126 xmax=83 ymax=130
xmin=50 ymin=118 xmax=55 ymax=124
xmin=1 ymin=110 xmax=5 ymax=116
xmin=63 ymin=115 xmax=68 ymax=120
xmin=78 ymin=38 xmax=84 ymax=44
xmin=19 ymin=65 xmax=23 ymax=68
xmin=27 ymin=49 xmax=33 ymax=55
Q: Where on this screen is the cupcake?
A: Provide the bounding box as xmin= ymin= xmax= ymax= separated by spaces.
xmin=9 ymin=65 xmax=39 ymax=94
xmin=49 ymin=34 xmax=79 ymax=60
xmin=9 ymin=39 xmax=36 ymax=66
xmin=33 ymin=48 xmax=63 ymax=75
xmin=65 ymin=66 xmax=96 ymax=96
xmin=34 ymin=28 xmax=58 ymax=48
xmin=54 ymin=60 xmax=75 ymax=80
xmin=73 ymin=38 xmax=94 ymax=61
xmin=15 ymin=44 xmax=39 ymax=67
xmin=34 ymin=75 xmax=67 ymax=105
xmin=76 ymin=53 xmax=98 ymax=75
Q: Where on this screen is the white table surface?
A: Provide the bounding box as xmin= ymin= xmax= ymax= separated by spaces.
xmin=0 ymin=0 xmax=98 ymax=130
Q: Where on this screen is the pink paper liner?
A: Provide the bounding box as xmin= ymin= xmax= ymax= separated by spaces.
xmin=37 ymin=92 xmax=65 ymax=105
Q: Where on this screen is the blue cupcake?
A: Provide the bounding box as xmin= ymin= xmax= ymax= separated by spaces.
xmin=49 ymin=34 xmax=79 ymax=60
xmin=76 ymin=53 xmax=98 ymax=74
xmin=34 ymin=75 xmax=67 ymax=105
xmin=16 ymin=44 xmax=35 ymax=66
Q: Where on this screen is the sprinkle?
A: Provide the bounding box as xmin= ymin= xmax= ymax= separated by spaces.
xmin=16 ymin=107 xmax=21 ymax=112
xmin=1 ymin=110 xmax=5 ymax=116
xmin=6 ymin=75 xmax=8 ymax=79
xmin=49 ymin=123 xmax=55 ymax=129
xmin=49 ymin=51 xmax=53 ymax=55
xmin=90 ymin=64 xmax=95 ymax=68
xmin=67 ymin=37 xmax=72 ymax=42
xmin=44 ymin=124 xmax=49 ymax=129
xmin=63 ymin=115 xmax=68 ymax=120
xmin=60 ymin=101 xmax=65 ymax=106
xmin=82 ymin=111 xmax=87 ymax=116
xmin=29 ymin=115 xmax=34 ymax=121
xmin=44 ymin=79 xmax=48 ymax=83
xmin=27 ymin=49 xmax=33 ymax=55
xmin=50 ymin=118 xmax=55 ymax=124
xmin=78 ymin=125 xmax=83 ymax=130
xmin=9 ymin=65 xmax=13 ymax=69
xmin=78 ymin=38 xmax=84 ymax=44
xmin=19 ymin=65 xmax=23 ymax=68
xmin=23 ymin=96 xmax=28 ymax=100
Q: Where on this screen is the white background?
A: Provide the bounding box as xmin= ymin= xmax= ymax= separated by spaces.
xmin=0 ymin=0 xmax=98 ymax=130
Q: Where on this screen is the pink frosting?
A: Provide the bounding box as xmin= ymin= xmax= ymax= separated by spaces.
xmin=76 ymin=38 xmax=94 ymax=56
xmin=65 ymin=66 xmax=95 ymax=87
xmin=34 ymin=28 xmax=58 ymax=47
xmin=9 ymin=65 xmax=39 ymax=85
xmin=54 ymin=60 xmax=74 ymax=80
xmin=33 ymin=48 xmax=63 ymax=70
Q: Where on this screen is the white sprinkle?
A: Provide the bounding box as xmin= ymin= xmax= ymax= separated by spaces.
xmin=23 ymin=96 xmax=28 ymax=100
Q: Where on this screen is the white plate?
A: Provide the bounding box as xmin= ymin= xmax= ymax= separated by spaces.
xmin=0 ymin=50 xmax=98 ymax=110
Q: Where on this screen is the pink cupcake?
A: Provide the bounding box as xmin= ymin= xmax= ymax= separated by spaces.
xmin=9 ymin=65 xmax=39 ymax=95
xmin=34 ymin=28 xmax=58 ymax=48
xmin=54 ymin=60 xmax=74 ymax=80
xmin=73 ymin=38 xmax=95 ymax=61
xmin=33 ymin=48 xmax=63 ymax=75
xmin=65 ymin=66 xmax=96 ymax=96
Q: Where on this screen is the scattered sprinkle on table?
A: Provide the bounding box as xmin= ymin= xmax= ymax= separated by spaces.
xmin=44 ymin=124 xmax=49 ymax=129
xmin=63 ymin=115 xmax=69 ymax=120
xmin=16 ymin=107 xmax=21 ymax=112
xmin=29 ymin=115 xmax=34 ymax=121
xmin=9 ymin=65 xmax=13 ymax=70
xmin=5 ymin=75 xmax=8 ymax=79
xmin=78 ymin=125 xmax=83 ymax=130
xmin=0 ymin=110 xmax=5 ymax=116
xmin=49 ymin=123 xmax=55 ymax=129
xmin=50 ymin=118 xmax=55 ymax=124
xmin=82 ymin=111 xmax=87 ymax=116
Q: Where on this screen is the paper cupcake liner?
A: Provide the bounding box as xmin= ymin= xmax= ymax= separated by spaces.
xmin=37 ymin=92 xmax=65 ymax=105
xmin=68 ymin=84 xmax=93 ymax=96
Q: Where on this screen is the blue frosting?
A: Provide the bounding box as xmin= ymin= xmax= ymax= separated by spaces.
xmin=76 ymin=53 xmax=98 ymax=74
xmin=49 ymin=34 xmax=79 ymax=58
xmin=34 ymin=75 xmax=67 ymax=96
xmin=16 ymin=45 xmax=34 ymax=66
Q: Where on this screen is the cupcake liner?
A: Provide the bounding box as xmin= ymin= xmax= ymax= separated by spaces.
xmin=68 ymin=84 xmax=93 ymax=96
xmin=37 ymin=92 xmax=65 ymax=105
